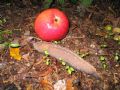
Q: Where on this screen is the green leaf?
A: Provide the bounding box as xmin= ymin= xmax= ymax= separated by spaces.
xmin=115 ymin=55 xmax=119 ymax=61
xmin=3 ymin=18 xmax=6 ymax=23
xmin=113 ymin=27 xmax=120 ymax=34
xmin=102 ymin=64 xmax=107 ymax=69
xmin=105 ymin=25 xmax=112 ymax=31
xmin=48 ymin=0 xmax=53 ymax=2
xmin=81 ymin=0 xmax=93 ymax=7
xmin=43 ymin=0 xmax=53 ymax=9
xmin=99 ymin=56 xmax=105 ymax=61
xmin=67 ymin=69 xmax=72 ymax=74
xmin=44 ymin=50 xmax=49 ymax=56
xmin=113 ymin=35 xmax=120 ymax=41
xmin=70 ymin=0 xmax=78 ymax=4
xmin=45 ymin=58 xmax=50 ymax=65
xmin=58 ymin=0 xmax=65 ymax=5
xmin=69 ymin=67 xmax=74 ymax=71
xmin=0 ymin=20 xmax=3 ymax=25
xmin=65 ymin=65 xmax=70 ymax=69
xmin=100 ymin=44 xmax=108 ymax=48
xmin=0 ymin=36 xmax=3 ymax=41
xmin=10 ymin=43 xmax=20 ymax=48
xmin=61 ymin=61 xmax=66 ymax=65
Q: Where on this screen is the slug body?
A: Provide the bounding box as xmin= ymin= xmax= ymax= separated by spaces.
xmin=33 ymin=42 xmax=100 ymax=79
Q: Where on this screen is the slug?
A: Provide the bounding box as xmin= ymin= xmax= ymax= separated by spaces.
xmin=33 ymin=41 xmax=100 ymax=79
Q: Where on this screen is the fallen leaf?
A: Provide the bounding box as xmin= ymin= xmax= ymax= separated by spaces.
xmin=66 ymin=77 xmax=76 ymax=90
xmin=113 ymin=27 xmax=120 ymax=34
xmin=66 ymin=79 xmax=73 ymax=90
xmin=10 ymin=47 xmax=22 ymax=60
xmin=26 ymin=84 xmax=32 ymax=90
xmin=40 ymin=79 xmax=53 ymax=90
xmin=39 ymin=67 xmax=53 ymax=77
xmin=22 ymin=53 xmax=29 ymax=60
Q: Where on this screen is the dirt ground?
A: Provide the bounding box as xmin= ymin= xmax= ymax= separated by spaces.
xmin=0 ymin=1 xmax=120 ymax=90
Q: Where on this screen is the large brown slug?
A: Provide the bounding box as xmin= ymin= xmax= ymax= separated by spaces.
xmin=33 ymin=41 xmax=100 ymax=79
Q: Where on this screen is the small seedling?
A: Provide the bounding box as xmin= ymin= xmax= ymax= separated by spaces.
xmin=118 ymin=41 xmax=120 ymax=45
xmin=113 ymin=35 xmax=120 ymax=41
xmin=53 ymin=41 xmax=61 ymax=44
xmin=65 ymin=65 xmax=70 ymax=69
xmin=45 ymin=58 xmax=51 ymax=65
xmin=44 ymin=50 xmax=49 ymax=56
xmin=100 ymin=44 xmax=108 ymax=48
xmin=105 ymin=25 xmax=112 ymax=31
xmin=113 ymin=27 xmax=120 ymax=34
xmin=69 ymin=67 xmax=74 ymax=72
xmin=99 ymin=55 xmax=108 ymax=69
xmin=0 ymin=20 xmax=2 ymax=25
xmin=80 ymin=53 xmax=89 ymax=58
xmin=61 ymin=61 xmax=66 ymax=65
xmin=114 ymin=52 xmax=120 ymax=62
xmin=65 ymin=65 xmax=75 ymax=74
xmin=59 ymin=58 xmax=66 ymax=65
xmin=99 ymin=56 xmax=105 ymax=61
xmin=77 ymin=51 xmax=89 ymax=58
xmin=59 ymin=58 xmax=75 ymax=74
xmin=59 ymin=58 xmax=63 ymax=61
xmin=102 ymin=63 xmax=107 ymax=69
xmin=67 ymin=69 xmax=72 ymax=74
xmin=0 ymin=18 xmax=6 ymax=25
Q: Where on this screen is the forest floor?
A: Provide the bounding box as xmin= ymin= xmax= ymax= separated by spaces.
xmin=0 ymin=1 xmax=120 ymax=90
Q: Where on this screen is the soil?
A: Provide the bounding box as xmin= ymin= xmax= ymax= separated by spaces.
xmin=0 ymin=1 xmax=120 ymax=90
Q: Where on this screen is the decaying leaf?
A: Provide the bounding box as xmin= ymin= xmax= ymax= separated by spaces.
xmin=66 ymin=79 xmax=73 ymax=90
xmin=26 ymin=84 xmax=32 ymax=90
xmin=113 ymin=27 xmax=120 ymax=34
xmin=10 ymin=47 xmax=22 ymax=60
xmin=22 ymin=53 xmax=30 ymax=60
xmin=66 ymin=77 xmax=77 ymax=90
xmin=40 ymin=79 xmax=53 ymax=90
xmin=39 ymin=67 xmax=53 ymax=77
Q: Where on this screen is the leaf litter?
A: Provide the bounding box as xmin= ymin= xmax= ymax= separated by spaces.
xmin=0 ymin=1 xmax=120 ymax=90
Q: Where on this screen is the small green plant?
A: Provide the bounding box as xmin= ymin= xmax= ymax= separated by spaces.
xmin=100 ymin=44 xmax=108 ymax=48
xmin=113 ymin=35 xmax=120 ymax=41
xmin=80 ymin=0 xmax=93 ymax=7
xmin=114 ymin=52 xmax=120 ymax=62
xmin=113 ymin=35 xmax=120 ymax=44
xmin=53 ymin=41 xmax=61 ymax=44
xmin=59 ymin=58 xmax=75 ymax=74
xmin=59 ymin=58 xmax=66 ymax=65
xmin=58 ymin=0 xmax=65 ymax=5
xmin=0 ymin=42 xmax=9 ymax=49
xmin=61 ymin=61 xmax=66 ymax=65
xmin=0 ymin=18 xmax=6 ymax=25
xmin=99 ymin=55 xmax=108 ymax=69
xmin=66 ymin=65 xmax=75 ymax=74
xmin=77 ymin=51 xmax=89 ymax=58
xmin=103 ymin=25 xmax=120 ymax=45
xmin=0 ymin=17 xmax=12 ymax=44
xmin=44 ymin=50 xmax=49 ymax=57
xmin=99 ymin=55 xmax=105 ymax=61
xmin=105 ymin=25 xmax=113 ymax=31
xmin=45 ymin=58 xmax=51 ymax=65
